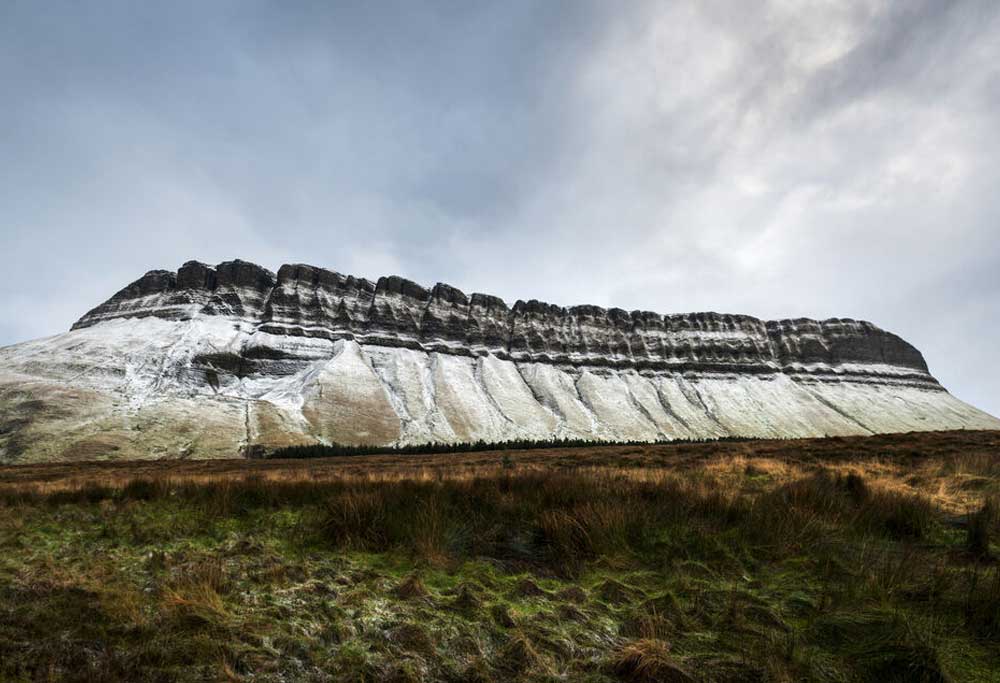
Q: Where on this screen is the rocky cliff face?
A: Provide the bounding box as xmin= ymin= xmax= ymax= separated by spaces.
xmin=2 ymin=259 xmax=997 ymax=462
xmin=73 ymin=259 xmax=934 ymax=386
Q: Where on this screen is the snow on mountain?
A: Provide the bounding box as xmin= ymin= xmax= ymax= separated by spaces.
xmin=1 ymin=259 xmax=997 ymax=462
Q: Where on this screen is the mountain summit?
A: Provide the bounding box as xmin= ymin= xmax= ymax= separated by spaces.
xmin=2 ymin=259 xmax=997 ymax=462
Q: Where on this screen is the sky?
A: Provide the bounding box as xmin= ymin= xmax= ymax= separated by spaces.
xmin=2 ymin=0 xmax=999 ymax=417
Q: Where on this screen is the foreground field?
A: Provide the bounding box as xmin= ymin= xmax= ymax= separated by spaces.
xmin=2 ymin=430 xmax=1000 ymax=681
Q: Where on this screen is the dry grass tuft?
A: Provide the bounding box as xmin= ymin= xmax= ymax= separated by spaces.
xmin=496 ymin=631 xmax=548 ymax=677
xmin=388 ymin=623 xmax=436 ymax=656
xmin=512 ymin=577 xmax=549 ymax=598
xmin=161 ymin=560 xmax=231 ymax=629
xmin=393 ymin=573 xmax=430 ymax=600
xmin=620 ymin=610 xmax=675 ymax=641
xmin=320 ymin=488 xmax=388 ymax=549
xmin=611 ymin=638 xmax=693 ymax=683
xmin=162 ymin=579 xmax=229 ymax=628
xmin=597 ymin=578 xmax=644 ymax=605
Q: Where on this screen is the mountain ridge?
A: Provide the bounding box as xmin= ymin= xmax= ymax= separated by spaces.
xmin=2 ymin=258 xmax=997 ymax=463
xmin=72 ymin=259 xmax=934 ymax=387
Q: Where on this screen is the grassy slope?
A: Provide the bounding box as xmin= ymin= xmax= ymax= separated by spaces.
xmin=2 ymin=431 xmax=1000 ymax=682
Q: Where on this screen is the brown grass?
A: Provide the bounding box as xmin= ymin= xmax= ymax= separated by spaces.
xmin=2 ymin=430 xmax=997 ymax=514
xmin=3 ymin=431 xmax=997 ymax=579
xmin=611 ymin=638 xmax=693 ymax=683
xmin=161 ymin=560 xmax=232 ymax=629
xmin=394 ymin=574 xmax=430 ymax=600
xmin=3 ymin=430 xmax=1000 ymax=682
xmin=496 ymin=631 xmax=549 ymax=677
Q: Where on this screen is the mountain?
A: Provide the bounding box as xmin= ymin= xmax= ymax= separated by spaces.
xmin=1 ymin=259 xmax=997 ymax=462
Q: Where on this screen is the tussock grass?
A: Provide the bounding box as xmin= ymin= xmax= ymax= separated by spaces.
xmin=161 ymin=559 xmax=232 ymax=629
xmin=611 ymin=638 xmax=693 ymax=683
xmin=2 ymin=430 xmax=1000 ymax=681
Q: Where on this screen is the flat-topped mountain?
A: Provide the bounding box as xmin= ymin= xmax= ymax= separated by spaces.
xmin=2 ymin=259 xmax=997 ymax=462
xmin=73 ymin=260 xmax=933 ymax=383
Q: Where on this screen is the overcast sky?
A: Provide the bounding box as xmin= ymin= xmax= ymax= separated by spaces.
xmin=2 ymin=0 xmax=998 ymax=416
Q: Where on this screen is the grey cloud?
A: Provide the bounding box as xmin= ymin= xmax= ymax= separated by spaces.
xmin=792 ymin=1 xmax=992 ymax=123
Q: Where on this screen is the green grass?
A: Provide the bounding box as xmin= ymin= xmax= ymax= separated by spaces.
xmin=2 ymin=463 xmax=1000 ymax=681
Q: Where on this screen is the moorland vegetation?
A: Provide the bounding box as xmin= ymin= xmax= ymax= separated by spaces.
xmin=1 ymin=430 xmax=999 ymax=681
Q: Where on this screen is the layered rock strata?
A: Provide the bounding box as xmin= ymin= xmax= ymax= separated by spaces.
xmin=73 ymin=260 xmax=935 ymax=387
xmin=1 ymin=259 xmax=997 ymax=462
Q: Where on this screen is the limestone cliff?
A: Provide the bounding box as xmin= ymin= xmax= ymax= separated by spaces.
xmin=73 ymin=259 xmax=935 ymax=387
xmin=1 ymin=259 xmax=996 ymax=462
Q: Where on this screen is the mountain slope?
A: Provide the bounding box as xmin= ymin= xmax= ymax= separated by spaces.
xmin=1 ymin=259 xmax=997 ymax=462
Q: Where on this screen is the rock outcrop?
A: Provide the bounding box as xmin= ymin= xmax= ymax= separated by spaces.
xmin=73 ymin=259 xmax=934 ymax=387
xmin=2 ymin=259 xmax=997 ymax=462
